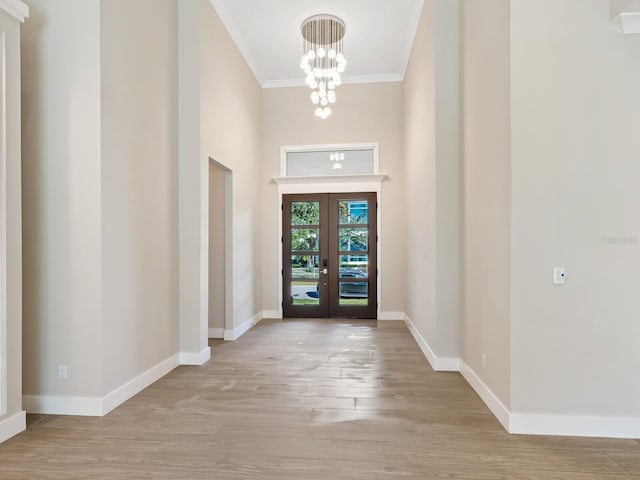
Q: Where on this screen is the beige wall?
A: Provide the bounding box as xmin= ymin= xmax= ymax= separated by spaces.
xmin=100 ymin=0 xmax=179 ymax=394
xmin=510 ymin=0 xmax=640 ymax=417
xmin=179 ymin=0 xmax=262 ymax=350
xmin=459 ymin=0 xmax=512 ymax=406
xmin=22 ymin=0 xmax=103 ymax=398
xmin=22 ymin=0 xmax=182 ymax=406
xmin=261 ymin=83 xmax=405 ymax=315
xmin=200 ymin=0 xmax=263 ymax=331
xmin=403 ymin=0 xmax=460 ymax=362
xmin=208 ymin=162 xmax=226 ymax=331
xmin=0 ymin=6 xmax=24 ymax=434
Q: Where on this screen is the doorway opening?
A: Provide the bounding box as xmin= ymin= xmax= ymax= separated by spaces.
xmin=283 ymin=192 xmax=377 ymax=319
xmin=208 ymin=160 xmax=232 ymax=338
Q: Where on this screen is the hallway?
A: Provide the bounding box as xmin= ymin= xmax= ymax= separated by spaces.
xmin=1 ymin=319 xmax=639 ymax=479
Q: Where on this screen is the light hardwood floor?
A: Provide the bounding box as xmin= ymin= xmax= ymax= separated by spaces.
xmin=1 ymin=319 xmax=639 ymax=479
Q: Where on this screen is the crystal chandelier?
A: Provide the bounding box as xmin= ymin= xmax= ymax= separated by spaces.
xmin=299 ymin=15 xmax=347 ymax=119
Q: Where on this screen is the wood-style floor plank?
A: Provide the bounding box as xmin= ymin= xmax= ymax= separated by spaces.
xmin=1 ymin=318 xmax=638 ymax=479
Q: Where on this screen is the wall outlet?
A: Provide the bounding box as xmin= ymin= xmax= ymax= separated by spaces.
xmin=481 ymin=353 xmax=487 ymax=369
xmin=57 ymin=364 xmax=68 ymax=381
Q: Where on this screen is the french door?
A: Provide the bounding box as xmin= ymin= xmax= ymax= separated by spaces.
xmin=283 ymin=193 xmax=377 ymax=319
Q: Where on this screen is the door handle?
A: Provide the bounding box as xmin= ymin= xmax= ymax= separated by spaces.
xmin=322 ymin=268 xmax=328 ymax=275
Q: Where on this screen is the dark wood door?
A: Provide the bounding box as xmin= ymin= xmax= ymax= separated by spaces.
xmin=283 ymin=193 xmax=377 ymax=319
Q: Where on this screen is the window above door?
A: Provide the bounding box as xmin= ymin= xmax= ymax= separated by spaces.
xmin=274 ymin=143 xmax=387 ymax=194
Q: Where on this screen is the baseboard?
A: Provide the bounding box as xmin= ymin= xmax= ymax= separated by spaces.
xmin=459 ymin=361 xmax=511 ymax=431
xmin=102 ymin=354 xmax=179 ymax=415
xmin=378 ymin=311 xmax=405 ymax=321
xmin=224 ymin=311 xmax=263 ymax=341
xmin=179 ymin=347 xmax=211 ymax=366
xmin=24 ymin=353 xmax=182 ymax=417
xmin=510 ymin=413 xmax=640 ymax=439
xmin=23 ymin=395 xmax=103 ymax=416
xmin=208 ymin=328 xmax=224 ymax=339
xmin=404 ymin=315 xmax=460 ymax=371
xmin=262 ymin=310 xmax=281 ymax=319
xmin=0 ymin=411 xmax=26 ymax=443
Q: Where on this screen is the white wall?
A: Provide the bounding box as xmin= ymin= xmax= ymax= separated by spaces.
xmin=403 ymin=0 xmax=460 ymax=365
xmin=100 ymin=0 xmax=179 ymax=394
xmin=261 ymin=83 xmax=405 ymax=316
xmin=0 ymin=4 xmax=25 ymax=441
xmin=22 ymin=0 xmax=103 ymax=399
xmin=510 ymin=0 xmax=640 ymax=419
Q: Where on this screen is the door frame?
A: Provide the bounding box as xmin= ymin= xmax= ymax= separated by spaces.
xmin=274 ymin=143 xmax=385 ymax=320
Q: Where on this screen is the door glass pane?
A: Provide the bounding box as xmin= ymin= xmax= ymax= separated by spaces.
xmin=339 ymin=200 xmax=368 ymax=225
xmin=291 ymin=255 xmax=319 ymax=279
xmin=339 ymin=255 xmax=368 ymax=277
xmin=291 ymin=229 xmax=319 ymax=251
xmin=291 ymin=202 xmax=320 ymax=226
xmin=339 ymin=228 xmax=368 ymax=252
xmin=339 ymin=282 xmax=368 ymax=306
xmin=291 ymin=281 xmax=320 ymax=306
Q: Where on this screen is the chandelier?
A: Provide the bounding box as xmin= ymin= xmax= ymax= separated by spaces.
xmin=299 ymin=15 xmax=347 ymax=119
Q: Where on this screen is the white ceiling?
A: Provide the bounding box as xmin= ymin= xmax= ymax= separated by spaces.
xmin=209 ymin=0 xmax=424 ymax=88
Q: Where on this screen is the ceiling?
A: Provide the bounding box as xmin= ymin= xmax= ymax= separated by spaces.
xmin=209 ymin=0 xmax=425 ymax=88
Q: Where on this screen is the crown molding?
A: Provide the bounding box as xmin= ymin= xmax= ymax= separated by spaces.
xmin=611 ymin=0 xmax=640 ymax=34
xmin=0 ymin=0 xmax=28 ymax=23
xmin=208 ymin=0 xmax=264 ymax=84
xmin=263 ymin=73 xmax=403 ymax=89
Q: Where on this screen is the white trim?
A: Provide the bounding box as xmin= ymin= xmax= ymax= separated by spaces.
xmin=262 ymin=73 xmax=404 ymax=89
xmin=208 ymin=0 xmax=263 ymax=84
xmin=0 ymin=0 xmax=28 ymax=23
xmin=262 ymin=310 xmax=281 ymax=319
xmin=102 ymin=354 xmax=179 ymax=415
xmin=224 ymin=312 xmax=263 ymax=341
xmin=0 ymin=32 xmax=6 ymax=417
xmin=404 ymin=315 xmax=460 ymax=372
xmin=23 ymin=395 xmax=103 ymax=416
xmin=0 ymin=410 xmax=25 ymax=443
xmin=208 ymin=327 xmax=224 ymax=339
xmin=378 ymin=311 xmax=405 ymax=321
xmin=179 ymin=347 xmax=211 ymax=366
xmin=509 ymin=413 xmax=640 ymax=439
xmin=459 ymin=361 xmax=511 ymax=431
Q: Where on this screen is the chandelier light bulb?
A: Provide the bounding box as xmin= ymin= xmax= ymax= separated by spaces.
xmin=301 ymin=15 xmax=346 ymax=118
